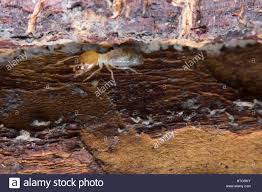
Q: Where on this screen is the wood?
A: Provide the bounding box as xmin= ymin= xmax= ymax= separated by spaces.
xmin=0 ymin=0 xmax=261 ymax=174
xmin=0 ymin=49 xmax=261 ymax=173
xmin=27 ymin=0 xmax=46 ymax=34
xmin=0 ymin=0 xmax=261 ymax=48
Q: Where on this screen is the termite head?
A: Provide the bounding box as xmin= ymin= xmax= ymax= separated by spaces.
xmin=73 ymin=50 xmax=99 ymax=77
xmin=79 ymin=50 xmax=99 ymax=64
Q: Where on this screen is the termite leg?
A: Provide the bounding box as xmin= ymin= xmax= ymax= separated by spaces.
xmin=55 ymin=56 xmax=79 ymax=66
xmin=83 ymin=65 xmax=103 ymax=82
xmin=73 ymin=63 xmax=96 ymax=78
xmin=105 ymin=64 xmax=116 ymax=84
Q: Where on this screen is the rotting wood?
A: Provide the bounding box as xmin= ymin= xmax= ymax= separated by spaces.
xmin=26 ymin=0 xmax=46 ymax=35
xmin=0 ymin=48 xmax=261 ymax=173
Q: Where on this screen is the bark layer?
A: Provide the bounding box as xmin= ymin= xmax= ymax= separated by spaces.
xmin=0 ymin=0 xmax=261 ymax=49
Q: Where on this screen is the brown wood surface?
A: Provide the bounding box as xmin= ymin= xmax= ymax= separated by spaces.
xmin=0 ymin=47 xmax=261 ymax=173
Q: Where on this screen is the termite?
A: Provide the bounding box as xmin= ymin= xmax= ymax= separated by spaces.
xmin=56 ymin=48 xmax=144 ymax=83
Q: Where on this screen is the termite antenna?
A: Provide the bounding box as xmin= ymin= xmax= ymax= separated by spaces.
xmin=54 ymin=56 xmax=79 ymax=66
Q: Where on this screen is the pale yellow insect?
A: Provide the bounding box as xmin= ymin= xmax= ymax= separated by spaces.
xmin=57 ymin=48 xmax=144 ymax=83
